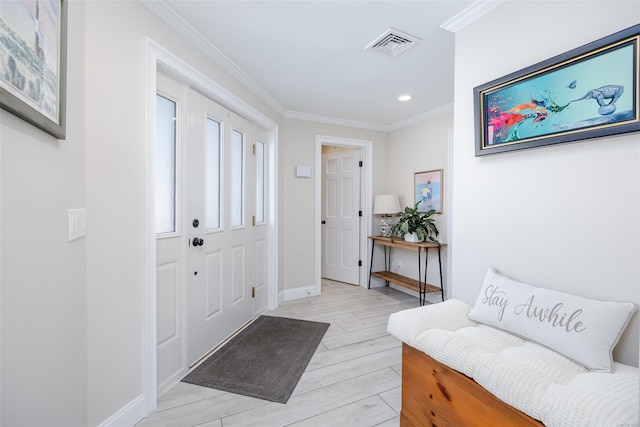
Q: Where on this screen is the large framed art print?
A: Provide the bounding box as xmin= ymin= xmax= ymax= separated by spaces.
xmin=0 ymin=0 xmax=68 ymax=139
xmin=474 ymin=24 xmax=639 ymax=156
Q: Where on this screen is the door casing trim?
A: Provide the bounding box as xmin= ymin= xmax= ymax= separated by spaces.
xmin=314 ymin=135 xmax=373 ymax=295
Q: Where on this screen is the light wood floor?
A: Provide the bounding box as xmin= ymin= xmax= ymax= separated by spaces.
xmin=136 ymin=279 xmax=418 ymax=427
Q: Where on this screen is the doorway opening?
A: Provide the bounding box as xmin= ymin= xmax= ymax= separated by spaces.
xmin=320 ymin=145 xmax=361 ymax=286
xmin=314 ymin=135 xmax=373 ymax=296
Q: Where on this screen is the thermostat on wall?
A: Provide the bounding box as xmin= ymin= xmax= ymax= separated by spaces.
xmin=295 ymin=165 xmax=312 ymax=178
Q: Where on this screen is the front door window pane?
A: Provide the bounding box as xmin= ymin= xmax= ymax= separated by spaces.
xmin=232 ymin=130 xmax=244 ymax=227
xmin=206 ymin=118 xmax=221 ymax=229
xmin=155 ymin=94 xmax=177 ymax=234
xmin=255 ymin=141 xmax=265 ymax=223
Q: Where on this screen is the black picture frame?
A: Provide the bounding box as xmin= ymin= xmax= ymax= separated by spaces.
xmin=474 ymin=24 xmax=639 ymax=156
xmin=0 ymin=0 xmax=68 ymax=140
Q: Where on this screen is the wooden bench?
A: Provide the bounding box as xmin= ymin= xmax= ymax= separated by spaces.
xmin=401 ymin=343 xmax=544 ymax=427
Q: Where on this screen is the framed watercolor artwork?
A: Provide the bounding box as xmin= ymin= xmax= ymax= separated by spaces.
xmin=0 ymin=0 xmax=68 ymax=139
xmin=474 ymin=24 xmax=639 ymax=156
xmin=414 ymin=169 xmax=442 ymax=214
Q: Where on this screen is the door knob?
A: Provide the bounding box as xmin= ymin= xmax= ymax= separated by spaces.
xmin=321 ymin=220 xmax=326 ymax=224
xmin=192 ymin=237 xmax=204 ymax=247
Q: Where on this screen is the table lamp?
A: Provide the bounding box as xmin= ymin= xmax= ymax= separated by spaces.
xmin=373 ymin=194 xmax=400 ymax=237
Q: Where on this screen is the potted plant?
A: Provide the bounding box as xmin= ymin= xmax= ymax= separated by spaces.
xmin=390 ymin=202 xmax=440 ymax=244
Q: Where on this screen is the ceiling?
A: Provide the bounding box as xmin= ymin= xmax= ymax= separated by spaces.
xmin=144 ymin=1 xmax=500 ymax=131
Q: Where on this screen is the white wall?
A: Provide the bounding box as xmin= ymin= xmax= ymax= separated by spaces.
xmin=452 ymin=1 xmax=639 ymax=366
xmin=0 ymin=1 xmax=284 ymax=425
xmin=0 ymin=2 xmax=87 ymax=425
xmin=2 ymin=2 xmax=389 ymax=423
xmin=377 ymin=112 xmax=453 ymax=301
xmin=281 ymin=118 xmax=387 ymax=292
xmin=3 ymin=1 xmax=637 ymax=424
xmin=83 ymin=2 xmax=283 ymax=424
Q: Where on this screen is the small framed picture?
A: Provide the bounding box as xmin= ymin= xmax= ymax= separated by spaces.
xmin=414 ymin=169 xmax=443 ymax=214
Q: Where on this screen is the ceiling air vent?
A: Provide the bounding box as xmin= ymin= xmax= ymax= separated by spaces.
xmin=365 ymin=28 xmax=420 ymax=57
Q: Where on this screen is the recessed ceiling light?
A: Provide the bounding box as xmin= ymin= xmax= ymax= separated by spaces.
xmin=398 ymin=95 xmax=412 ymax=102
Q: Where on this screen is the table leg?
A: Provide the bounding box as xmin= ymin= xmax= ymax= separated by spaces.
xmin=424 ymin=249 xmax=429 ymax=306
xmin=417 ymin=250 xmax=423 ymax=306
xmin=438 ymin=247 xmax=444 ymax=301
xmin=368 ymin=240 xmax=375 ymax=289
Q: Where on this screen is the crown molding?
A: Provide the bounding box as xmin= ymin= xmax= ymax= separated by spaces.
xmin=386 ymin=103 xmax=454 ymax=131
xmin=284 ymin=111 xmax=389 ymax=132
xmin=141 ymin=0 xmax=287 ymax=116
xmin=142 ymin=0 xmax=455 ymax=132
xmin=285 ymin=103 xmax=454 ymax=133
xmin=440 ymin=0 xmax=505 ymax=33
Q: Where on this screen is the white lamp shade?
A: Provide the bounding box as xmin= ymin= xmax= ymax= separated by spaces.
xmin=373 ymin=195 xmax=401 ymax=215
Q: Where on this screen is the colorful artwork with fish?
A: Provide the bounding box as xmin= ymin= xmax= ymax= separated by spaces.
xmin=483 ymin=42 xmax=635 ymax=146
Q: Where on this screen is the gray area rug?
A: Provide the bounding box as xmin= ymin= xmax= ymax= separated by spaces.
xmin=182 ymin=315 xmax=330 ymax=404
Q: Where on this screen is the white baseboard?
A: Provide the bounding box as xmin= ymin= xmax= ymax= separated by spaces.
xmin=283 ymin=286 xmax=316 ymax=301
xmin=254 ymin=305 xmax=269 ymax=317
xmin=98 ymin=394 xmax=146 ymax=427
xmin=157 ymin=368 xmax=188 ymax=398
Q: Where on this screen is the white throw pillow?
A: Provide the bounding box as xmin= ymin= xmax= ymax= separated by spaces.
xmin=468 ymin=268 xmax=636 ymax=372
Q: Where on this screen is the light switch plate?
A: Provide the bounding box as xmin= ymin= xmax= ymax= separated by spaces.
xmin=68 ymin=208 xmax=87 ymax=241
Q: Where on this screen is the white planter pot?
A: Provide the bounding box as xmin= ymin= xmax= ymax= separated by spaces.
xmin=403 ymin=232 xmax=421 ymax=243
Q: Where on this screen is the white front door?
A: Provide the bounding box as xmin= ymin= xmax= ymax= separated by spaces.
xmin=154 ymin=64 xmax=275 ymax=396
xmin=321 ymin=148 xmax=361 ymax=285
xmin=187 ymin=89 xmax=255 ymax=366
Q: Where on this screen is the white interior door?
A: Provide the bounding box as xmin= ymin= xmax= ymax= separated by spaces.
xmin=187 ymin=89 xmax=254 ymax=366
xmin=321 ymin=148 xmax=361 ymax=285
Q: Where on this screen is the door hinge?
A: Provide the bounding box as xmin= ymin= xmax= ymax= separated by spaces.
xmin=253 ymin=144 xmax=256 ymax=155
xmin=359 ymin=161 xmax=363 ymax=167
xmin=252 ymin=286 xmax=255 ymax=298
xmin=252 ymin=215 xmax=256 ymax=226
xmin=358 ymin=260 xmax=362 ymax=267
xmin=358 ymin=210 xmax=363 ymax=217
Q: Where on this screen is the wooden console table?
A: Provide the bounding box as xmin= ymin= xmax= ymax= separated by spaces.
xmin=368 ymin=236 xmax=445 ymax=305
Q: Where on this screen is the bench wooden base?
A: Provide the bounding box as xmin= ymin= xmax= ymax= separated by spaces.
xmin=401 ymin=343 xmax=545 ymax=427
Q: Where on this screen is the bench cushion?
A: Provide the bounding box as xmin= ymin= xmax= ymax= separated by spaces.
xmin=388 ymin=299 xmax=639 ymax=427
